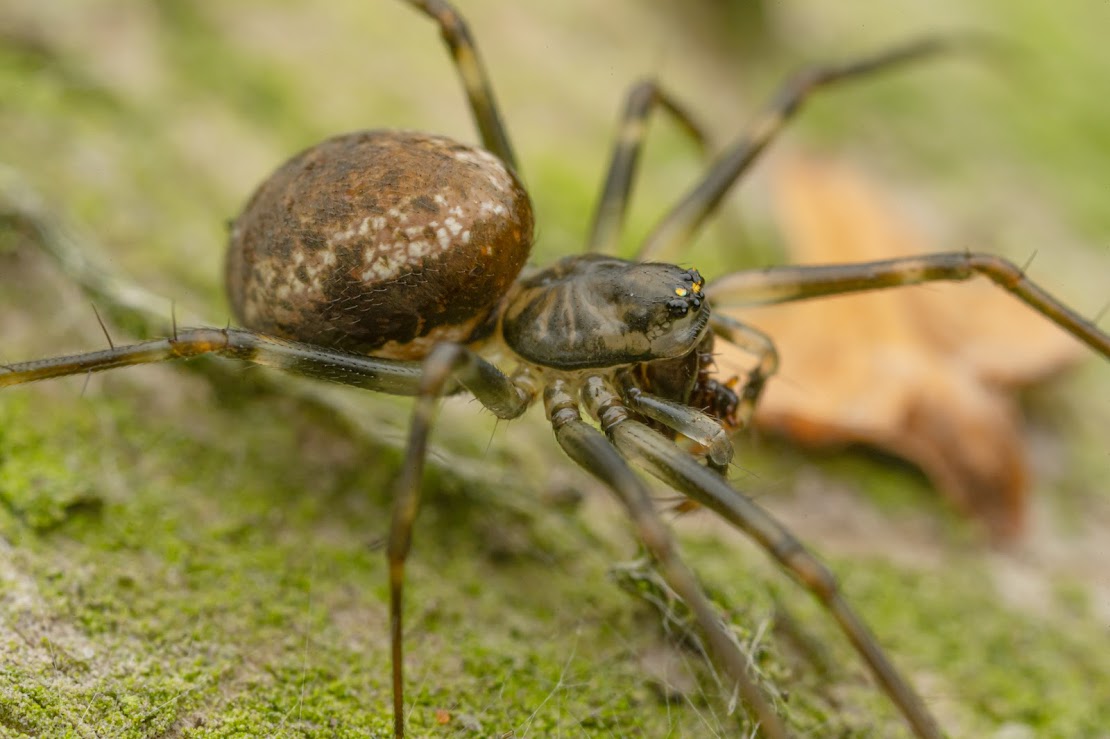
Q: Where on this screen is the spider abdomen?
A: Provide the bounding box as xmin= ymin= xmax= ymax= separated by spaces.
xmin=226 ymin=130 xmax=533 ymax=359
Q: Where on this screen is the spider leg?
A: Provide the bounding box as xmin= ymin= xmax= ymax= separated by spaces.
xmin=636 ymin=37 xmax=954 ymax=262
xmin=582 ymin=377 xmax=943 ymax=739
xmin=707 ymin=252 xmax=1110 ymax=357
xmin=709 ymin=314 xmax=780 ymax=432
xmin=587 ymin=81 xmax=709 ymax=255
xmin=0 ymin=327 xmax=437 ymax=392
xmin=614 ymin=371 xmax=733 ymax=473
xmin=403 ymin=0 xmax=518 ymax=172
xmin=385 ymin=343 xmax=533 ymax=738
xmin=544 ymin=379 xmax=789 ymax=739
xmin=0 ymin=331 xmax=536 ymax=739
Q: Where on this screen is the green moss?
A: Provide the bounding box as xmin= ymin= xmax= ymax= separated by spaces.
xmin=0 ymin=398 xmax=100 ymax=534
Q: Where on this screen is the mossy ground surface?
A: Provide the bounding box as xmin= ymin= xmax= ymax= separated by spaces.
xmin=1 ymin=1 xmax=1108 ymax=737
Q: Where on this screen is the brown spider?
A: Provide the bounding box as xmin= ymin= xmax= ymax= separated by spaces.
xmin=1 ymin=2 xmax=1107 ymax=737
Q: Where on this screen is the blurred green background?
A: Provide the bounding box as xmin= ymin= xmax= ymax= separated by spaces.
xmin=1 ymin=1 xmax=1107 ymax=737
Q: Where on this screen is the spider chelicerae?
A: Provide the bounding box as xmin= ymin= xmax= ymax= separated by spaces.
xmin=2 ymin=1 xmax=1108 ymax=737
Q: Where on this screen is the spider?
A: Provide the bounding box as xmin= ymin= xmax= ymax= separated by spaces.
xmin=2 ymin=1 xmax=1108 ymax=737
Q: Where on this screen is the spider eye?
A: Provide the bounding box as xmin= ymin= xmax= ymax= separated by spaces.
xmin=685 ymin=268 xmax=704 ymax=293
xmin=667 ymin=298 xmax=690 ymax=317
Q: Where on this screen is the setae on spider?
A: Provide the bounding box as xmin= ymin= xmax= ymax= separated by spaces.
xmin=2 ymin=1 xmax=1108 ymax=737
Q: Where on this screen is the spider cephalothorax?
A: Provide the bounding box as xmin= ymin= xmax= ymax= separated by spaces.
xmin=503 ymin=255 xmax=711 ymax=370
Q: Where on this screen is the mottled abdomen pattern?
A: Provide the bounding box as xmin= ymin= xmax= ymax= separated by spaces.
xmin=226 ymin=130 xmax=533 ymax=359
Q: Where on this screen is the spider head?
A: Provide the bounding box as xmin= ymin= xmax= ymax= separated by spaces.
xmin=611 ymin=263 xmax=711 ymax=360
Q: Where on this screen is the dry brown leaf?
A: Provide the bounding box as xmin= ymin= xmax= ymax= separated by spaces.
xmin=717 ymin=155 xmax=1086 ymax=542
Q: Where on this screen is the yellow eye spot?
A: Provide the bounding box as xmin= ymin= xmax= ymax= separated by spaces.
xmin=691 ymin=282 xmax=702 ymax=294
xmin=674 ymin=287 xmax=688 ymax=297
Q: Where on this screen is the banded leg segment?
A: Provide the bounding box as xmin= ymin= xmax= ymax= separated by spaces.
xmin=386 ymin=343 xmax=533 ymax=738
xmin=545 ymin=380 xmax=788 ymax=739
xmin=587 ymin=81 xmax=709 ymax=255
xmin=616 ymin=372 xmax=733 ymax=473
xmin=637 ymin=38 xmax=953 ymax=262
xmin=0 ymin=327 xmax=432 ymax=394
xmin=707 ymin=252 xmax=1110 ymax=357
xmin=580 ymin=379 xmax=943 ymax=739
xmin=619 ymin=425 xmax=942 ymax=738
xmin=404 ymin=0 xmax=518 ymax=172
